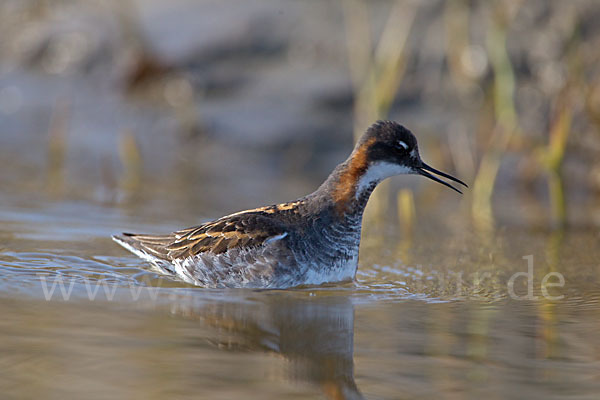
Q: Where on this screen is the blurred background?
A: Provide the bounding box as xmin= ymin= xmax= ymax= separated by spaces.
xmin=1 ymin=0 xmax=599 ymax=230
xmin=2 ymin=2 xmax=600 ymax=399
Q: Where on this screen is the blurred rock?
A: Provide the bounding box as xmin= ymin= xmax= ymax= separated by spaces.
xmin=0 ymin=0 xmax=599 ymax=222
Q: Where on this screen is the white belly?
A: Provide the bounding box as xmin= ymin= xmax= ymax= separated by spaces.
xmin=301 ymin=252 xmax=359 ymax=286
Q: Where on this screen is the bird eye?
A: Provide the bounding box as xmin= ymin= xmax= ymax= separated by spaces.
xmin=396 ymin=141 xmax=409 ymax=151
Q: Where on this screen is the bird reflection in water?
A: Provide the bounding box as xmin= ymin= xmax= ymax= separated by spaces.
xmin=174 ymin=294 xmax=364 ymax=400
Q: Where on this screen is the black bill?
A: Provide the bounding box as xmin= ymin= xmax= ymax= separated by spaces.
xmin=417 ymin=162 xmax=468 ymax=194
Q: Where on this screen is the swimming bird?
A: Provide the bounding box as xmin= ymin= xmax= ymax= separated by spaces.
xmin=113 ymin=121 xmax=467 ymax=288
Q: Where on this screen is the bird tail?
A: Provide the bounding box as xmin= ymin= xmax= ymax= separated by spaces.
xmin=112 ymin=233 xmax=175 ymax=275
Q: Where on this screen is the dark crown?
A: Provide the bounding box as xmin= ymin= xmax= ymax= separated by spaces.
xmin=357 ymin=121 xmax=419 ymax=166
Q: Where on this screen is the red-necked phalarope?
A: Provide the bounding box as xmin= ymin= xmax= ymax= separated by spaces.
xmin=113 ymin=121 xmax=467 ymax=288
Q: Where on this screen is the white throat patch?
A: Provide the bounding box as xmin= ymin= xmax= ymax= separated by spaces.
xmin=356 ymin=161 xmax=412 ymax=198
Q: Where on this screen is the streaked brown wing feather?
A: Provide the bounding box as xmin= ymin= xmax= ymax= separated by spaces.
xmin=120 ymin=212 xmax=288 ymax=260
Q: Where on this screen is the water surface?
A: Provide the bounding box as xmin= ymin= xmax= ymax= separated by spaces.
xmin=1 ymin=194 xmax=599 ymax=400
